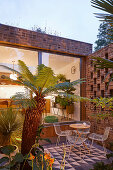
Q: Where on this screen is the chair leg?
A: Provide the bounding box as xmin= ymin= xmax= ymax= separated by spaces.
xmin=68 ymin=145 xmax=72 ymax=159
xmin=102 ymin=141 xmax=106 ymax=155
xmin=56 ymin=136 xmax=60 ymax=146
xmin=90 ymin=139 xmax=94 ymax=152
xmin=66 ymin=136 xmax=68 ymax=145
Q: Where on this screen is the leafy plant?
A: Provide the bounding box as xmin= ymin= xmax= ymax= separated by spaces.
xmin=91 ymin=97 xmax=113 ymax=119
xmin=55 ymin=95 xmax=74 ymax=109
xmin=0 ymin=145 xmax=24 ymax=169
xmin=90 ymin=161 xmax=113 ymax=170
xmin=44 ymin=116 xmax=58 ymax=123
xmin=56 ymin=74 xmax=67 ymax=83
xmin=0 ymin=108 xmax=22 ymax=146
xmin=21 ymin=124 xmax=52 ymax=170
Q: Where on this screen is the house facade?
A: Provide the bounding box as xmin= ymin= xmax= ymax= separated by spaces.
xmin=0 ymin=24 xmax=93 ymax=122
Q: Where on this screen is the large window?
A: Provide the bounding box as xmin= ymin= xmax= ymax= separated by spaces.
xmin=0 ymin=45 xmax=81 ymax=121
xmin=0 ymin=45 xmax=38 ymax=99
xmin=42 ymin=52 xmax=80 ymax=120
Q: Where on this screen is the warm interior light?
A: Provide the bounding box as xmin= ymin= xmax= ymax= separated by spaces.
xmin=10 ymin=61 xmax=17 ymax=80
xmin=44 ymin=96 xmax=52 ymax=99
xmin=10 ymin=73 xmax=17 ymax=80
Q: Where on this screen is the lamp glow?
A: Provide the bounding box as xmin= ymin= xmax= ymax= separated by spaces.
xmin=10 ymin=73 xmax=17 ymax=80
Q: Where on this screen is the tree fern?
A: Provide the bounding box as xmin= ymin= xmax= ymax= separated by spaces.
xmin=18 ymin=60 xmax=35 ymax=85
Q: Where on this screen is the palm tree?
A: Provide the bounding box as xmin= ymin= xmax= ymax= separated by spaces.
xmin=91 ymin=0 xmax=113 ymax=23
xmin=1 ymin=60 xmax=84 ymax=157
xmin=91 ymin=0 xmax=113 ymax=40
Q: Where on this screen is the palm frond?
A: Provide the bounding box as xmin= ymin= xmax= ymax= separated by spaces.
xmin=35 ymin=66 xmax=58 ymax=91
xmin=11 ymin=92 xmax=37 ymax=109
xmin=91 ymin=0 xmax=113 ymax=25
xmin=17 ymin=77 xmax=37 ymax=93
xmin=43 ymin=78 xmax=85 ymax=95
xmin=18 ymin=60 xmax=35 ymax=85
xmin=36 ymin=64 xmax=46 ymax=75
xmin=0 ymin=64 xmax=20 ymax=74
xmin=92 ymin=56 xmax=113 ymax=68
xmin=91 ymin=0 xmax=113 ymax=14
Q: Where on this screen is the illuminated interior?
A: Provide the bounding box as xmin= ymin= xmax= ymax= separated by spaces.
xmin=0 ymin=45 xmax=81 ymax=121
xmin=42 ymin=52 xmax=80 ymax=120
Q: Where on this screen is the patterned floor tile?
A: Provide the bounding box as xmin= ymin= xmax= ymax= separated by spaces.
xmin=44 ymin=142 xmax=112 ymax=170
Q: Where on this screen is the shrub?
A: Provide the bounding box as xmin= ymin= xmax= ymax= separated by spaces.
xmin=44 ymin=116 xmax=58 ymax=123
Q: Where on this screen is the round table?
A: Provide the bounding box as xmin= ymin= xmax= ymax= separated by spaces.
xmin=69 ymin=123 xmax=90 ymax=153
xmin=70 ymin=123 xmax=90 ymax=130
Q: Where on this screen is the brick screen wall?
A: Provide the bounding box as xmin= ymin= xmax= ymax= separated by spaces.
xmin=86 ymin=44 xmax=113 ymax=146
xmin=0 ymin=24 xmax=92 ymax=56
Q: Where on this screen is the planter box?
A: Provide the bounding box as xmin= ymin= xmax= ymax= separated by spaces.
xmin=41 ymin=120 xmax=84 ymax=138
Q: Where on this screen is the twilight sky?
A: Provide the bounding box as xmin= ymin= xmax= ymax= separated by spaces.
xmin=0 ymin=0 xmax=101 ymax=50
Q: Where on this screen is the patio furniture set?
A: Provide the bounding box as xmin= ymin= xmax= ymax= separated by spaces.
xmin=53 ymin=122 xmax=111 ymax=159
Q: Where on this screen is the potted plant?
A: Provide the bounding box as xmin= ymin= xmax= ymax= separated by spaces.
xmin=0 ymin=107 xmax=22 ymax=166
xmin=0 ymin=107 xmax=22 ymax=146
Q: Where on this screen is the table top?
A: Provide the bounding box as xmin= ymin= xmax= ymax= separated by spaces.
xmin=70 ymin=123 xmax=90 ymax=129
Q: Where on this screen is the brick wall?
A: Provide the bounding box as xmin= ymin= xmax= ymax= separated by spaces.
xmin=0 ymin=24 xmax=92 ymax=56
xmin=86 ymin=44 xmax=113 ymax=146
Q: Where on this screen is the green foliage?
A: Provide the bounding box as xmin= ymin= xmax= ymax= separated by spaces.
xmin=55 ymin=95 xmax=74 ymax=108
xmin=92 ymin=56 xmax=113 ymax=84
xmin=21 ymin=125 xmax=52 ymax=170
xmin=11 ymin=92 xmax=37 ymax=109
xmin=35 ymin=65 xmax=58 ymax=91
xmin=91 ymin=0 xmax=113 ymax=41
xmin=43 ymin=78 xmax=85 ymax=95
xmin=91 ymin=151 xmax=113 ymax=170
xmin=91 ymin=161 xmax=113 ymax=170
xmin=44 ymin=116 xmax=58 ymax=123
xmin=92 ymin=97 xmax=113 ymax=109
xmin=94 ymin=22 xmax=113 ymax=51
xmin=91 ymin=97 xmax=113 ymax=119
xmin=0 ymin=145 xmax=24 ymax=169
xmin=0 ymin=125 xmax=52 ymax=170
xmin=35 ymin=125 xmax=51 ymax=151
xmin=91 ymin=0 xmax=113 ymax=23
xmin=91 ymin=112 xmax=111 ymax=120
xmin=0 ymin=145 xmax=16 ymax=156
xmin=0 ymin=108 xmax=22 ymax=143
xmin=56 ymin=74 xmax=67 ymax=82
xmin=1 ymin=61 xmax=58 ymax=97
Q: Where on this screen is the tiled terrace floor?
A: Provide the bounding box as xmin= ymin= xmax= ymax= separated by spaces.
xmin=44 ymin=141 xmax=112 ymax=170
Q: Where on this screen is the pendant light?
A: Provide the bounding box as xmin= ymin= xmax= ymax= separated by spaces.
xmin=10 ymin=61 xmax=17 ymax=80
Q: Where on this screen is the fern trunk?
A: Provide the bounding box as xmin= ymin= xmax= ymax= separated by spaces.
xmin=21 ymin=95 xmax=45 ymax=170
